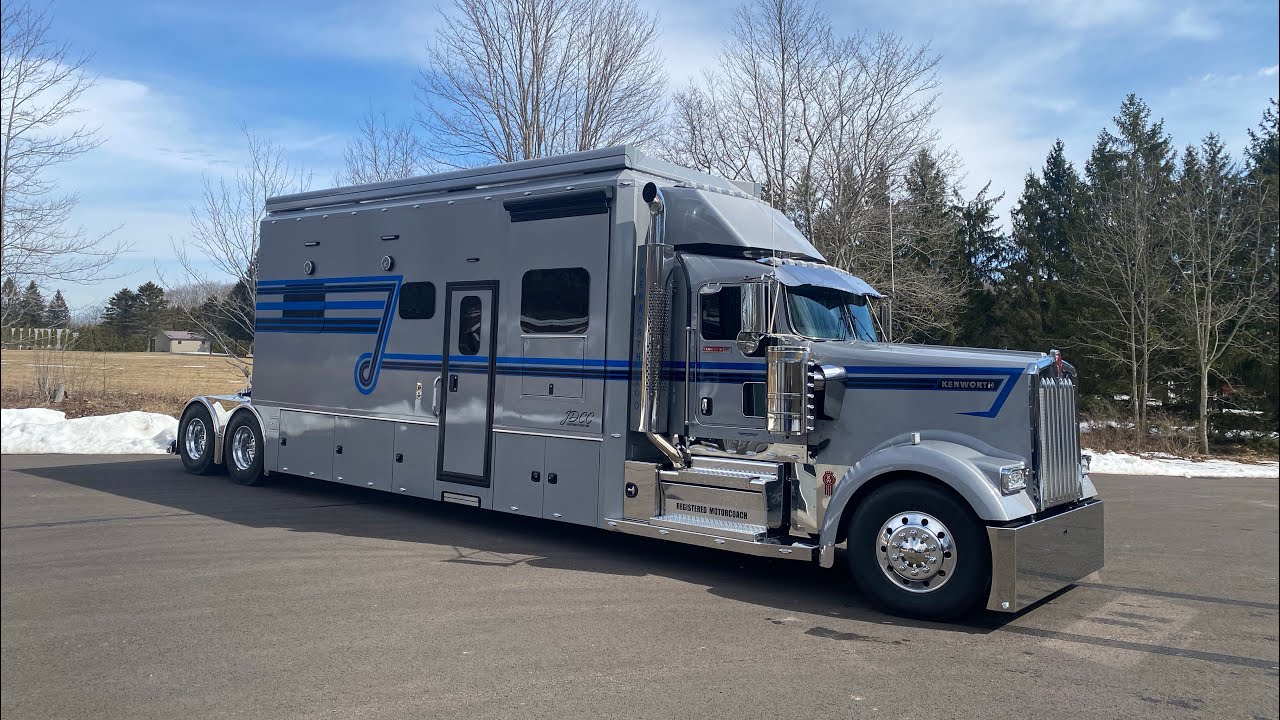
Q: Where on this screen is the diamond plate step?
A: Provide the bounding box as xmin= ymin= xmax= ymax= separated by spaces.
xmin=648 ymin=513 xmax=767 ymax=541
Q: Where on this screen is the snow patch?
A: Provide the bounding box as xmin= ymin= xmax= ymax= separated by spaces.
xmin=2 ymin=408 xmax=177 ymax=455
xmin=1087 ymin=449 xmax=1278 ymax=478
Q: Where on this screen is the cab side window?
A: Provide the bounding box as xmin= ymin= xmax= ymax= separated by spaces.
xmin=700 ymin=286 xmax=742 ymax=341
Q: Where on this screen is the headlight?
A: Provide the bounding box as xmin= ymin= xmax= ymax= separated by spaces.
xmin=1080 ymin=453 xmax=1092 ymax=475
xmin=999 ymin=465 xmax=1029 ymax=495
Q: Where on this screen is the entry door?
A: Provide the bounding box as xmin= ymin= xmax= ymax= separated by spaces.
xmin=695 ymin=284 xmax=768 ymax=431
xmin=438 ymin=284 xmax=498 ymax=485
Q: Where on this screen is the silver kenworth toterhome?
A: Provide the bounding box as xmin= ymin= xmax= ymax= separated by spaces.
xmin=175 ymin=146 xmax=1102 ymax=620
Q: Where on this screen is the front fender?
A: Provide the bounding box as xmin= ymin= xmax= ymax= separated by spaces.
xmin=816 ymin=439 xmax=1037 ymax=568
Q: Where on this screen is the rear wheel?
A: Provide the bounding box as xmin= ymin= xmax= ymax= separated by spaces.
xmin=178 ymin=404 xmax=216 ymax=475
xmin=224 ymin=413 xmax=266 ymax=486
xmin=847 ymin=479 xmax=990 ymax=620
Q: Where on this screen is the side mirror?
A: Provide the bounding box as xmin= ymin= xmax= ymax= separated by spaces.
xmin=737 ymin=282 xmax=770 ymax=355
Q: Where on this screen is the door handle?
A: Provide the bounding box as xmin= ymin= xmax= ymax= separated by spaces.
xmin=449 ymin=374 xmax=459 ymax=392
xmin=431 ymin=376 xmax=443 ymax=416
xmin=531 ymin=471 xmax=540 ymax=483
xmin=547 ymin=473 xmax=558 ymax=485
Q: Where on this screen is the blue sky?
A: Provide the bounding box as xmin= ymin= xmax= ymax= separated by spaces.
xmin=36 ymin=0 xmax=1280 ymax=310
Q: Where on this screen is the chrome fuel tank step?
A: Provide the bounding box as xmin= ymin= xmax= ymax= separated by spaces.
xmin=604 ymin=517 xmax=817 ymax=561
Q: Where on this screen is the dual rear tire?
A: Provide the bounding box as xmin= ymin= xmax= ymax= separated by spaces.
xmin=177 ymin=404 xmax=265 ymax=486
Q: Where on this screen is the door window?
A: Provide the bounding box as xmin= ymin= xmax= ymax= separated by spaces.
xmin=458 ymin=295 xmax=482 ymax=355
xmin=700 ymin=286 xmax=742 ymax=340
xmin=742 ymin=382 xmax=766 ymax=418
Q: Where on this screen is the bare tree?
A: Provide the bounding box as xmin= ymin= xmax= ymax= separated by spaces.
xmin=1 ymin=0 xmax=125 ymax=326
xmin=1172 ymin=136 xmax=1278 ymax=453
xmin=1078 ymin=95 xmax=1178 ymax=440
xmin=337 ymin=108 xmax=428 ymax=186
xmin=415 ymin=0 xmax=667 ymax=166
xmin=163 ymin=280 xmax=227 ymax=312
xmin=663 ymin=0 xmax=945 ymax=333
xmin=167 ymin=129 xmax=310 ymax=379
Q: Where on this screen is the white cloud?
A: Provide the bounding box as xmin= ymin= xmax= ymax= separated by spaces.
xmin=1260 ymin=65 xmax=1280 ymax=77
xmin=1019 ymin=0 xmax=1155 ymax=30
xmin=42 ymin=73 xmax=338 ymax=309
xmin=1165 ymin=6 xmax=1221 ymax=40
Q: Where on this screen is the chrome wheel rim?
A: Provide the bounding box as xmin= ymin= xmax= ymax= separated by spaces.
xmin=230 ymin=425 xmax=256 ymax=471
xmin=184 ymin=418 xmax=208 ymax=460
xmin=876 ymin=511 xmax=957 ymax=593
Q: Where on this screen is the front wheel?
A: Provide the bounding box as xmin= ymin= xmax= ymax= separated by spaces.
xmin=847 ymin=479 xmax=990 ymax=620
xmin=224 ymin=413 xmax=266 ymax=486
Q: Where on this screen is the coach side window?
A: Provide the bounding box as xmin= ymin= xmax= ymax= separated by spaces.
xmin=700 ymin=285 xmax=742 ymax=340
xmin=398 ymin=282 xmax=436 ymax=319
xmin=521 ymin=267 xmax=589 ymax=334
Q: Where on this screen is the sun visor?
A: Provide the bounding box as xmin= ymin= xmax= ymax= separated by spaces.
xmin=760 ymin=259 xmax=881 ymax=298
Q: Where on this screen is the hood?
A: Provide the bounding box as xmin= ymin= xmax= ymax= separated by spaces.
xmin=800 ymin=340 xmax=1046 ymax=467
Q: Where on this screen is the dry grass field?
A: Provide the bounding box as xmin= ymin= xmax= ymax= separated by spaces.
xmin=1 ymin=349 xmax=251 ymax=418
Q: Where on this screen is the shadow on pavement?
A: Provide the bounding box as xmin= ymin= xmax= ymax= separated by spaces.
xmin=18 ymin=457 xmax=1021 ymax=636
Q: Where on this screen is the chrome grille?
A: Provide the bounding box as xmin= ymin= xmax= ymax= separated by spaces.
xmin=1035 ymin=374 xmax=1082 ymax=510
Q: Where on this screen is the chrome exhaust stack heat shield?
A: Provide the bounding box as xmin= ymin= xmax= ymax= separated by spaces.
xmin=634 ymin=182 xmax=684 ymax=467
xmin=766 ymin=346 xmax=813 ymax=436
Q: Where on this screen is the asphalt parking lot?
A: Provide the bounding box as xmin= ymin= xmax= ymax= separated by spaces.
xmin=2 ymin=454 xmax=1277 ymax=720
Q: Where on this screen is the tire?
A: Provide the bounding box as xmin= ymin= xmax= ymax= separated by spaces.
xmin=178 ymin=404 xmax=217 ymax=475
xmin=224 ymin=412 xmax=266 ymax=486
xmin=847 ymin=479 xmax=990 ymax=620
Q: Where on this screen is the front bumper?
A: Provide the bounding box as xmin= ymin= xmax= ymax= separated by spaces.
xmin=986 ymin=499 xmax=1103 ymax=612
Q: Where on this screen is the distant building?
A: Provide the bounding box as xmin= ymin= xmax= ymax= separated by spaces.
xmin=151 ymin=330 xmax=209 ymax=353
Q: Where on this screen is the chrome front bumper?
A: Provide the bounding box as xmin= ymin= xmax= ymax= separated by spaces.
xmin=986 ymin=499 xmax=1104 ymax=612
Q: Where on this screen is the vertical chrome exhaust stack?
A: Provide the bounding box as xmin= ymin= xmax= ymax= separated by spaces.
xmin=636 ymin=182 xmax=685 ymax=467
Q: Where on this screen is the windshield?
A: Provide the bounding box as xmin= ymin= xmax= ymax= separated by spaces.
xmin=785 ymin=285 xmax=878 ymax=342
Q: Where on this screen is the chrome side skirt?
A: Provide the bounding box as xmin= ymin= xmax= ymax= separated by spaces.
xmin=603 ymin=517 xmax=817 ymax=562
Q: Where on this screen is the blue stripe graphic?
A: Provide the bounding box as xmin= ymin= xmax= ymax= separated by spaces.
xmin=255 ymin=277 xmax=1021 ymax=417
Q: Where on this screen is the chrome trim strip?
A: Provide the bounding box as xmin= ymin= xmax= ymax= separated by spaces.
xmin=492 ymin=427 xmax=603 ymax=442
xmin=256 ymin=405 xmax=440 ymax=426
xmin=604 ymin=517 xmax=816 ymax=561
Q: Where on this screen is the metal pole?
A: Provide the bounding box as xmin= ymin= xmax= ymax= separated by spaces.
xmin=888 ymin=192 xmax=895 ymax=297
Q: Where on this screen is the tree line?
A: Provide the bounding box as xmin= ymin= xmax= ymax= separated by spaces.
xmin=2 ymin=0 xmax=1275 ymax=452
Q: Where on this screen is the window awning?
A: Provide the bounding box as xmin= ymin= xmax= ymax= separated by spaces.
xmin=758 ymin=259 xmax=881 ymax=298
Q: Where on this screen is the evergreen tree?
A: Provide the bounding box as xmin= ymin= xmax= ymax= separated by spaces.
xmin=894 ymin=149 xmax=966 ymax=343
xmin=45 ymin=290 xmax=71 ymax=328
xmin=1006 ymin=140 xmax=1087 ymax=353
xmin=0 ymin=277 xmax=18 ymax=326
xmin=133 ymin=282 xmax=169 ymax=337
xmin=952 ymin=182 xmax=1010 ymax=347
xmin=225 ymin=278 xmax=255 ymax=344
xmin=1236 ymin=99 xmax=1280 ymax=433
xmin=18 ymin=281 xmax=46 ymax=327
xmin=101 ymin=288 xmax=139 ymax=344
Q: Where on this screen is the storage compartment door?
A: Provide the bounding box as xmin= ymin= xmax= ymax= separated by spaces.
xmin=333 ymin=417 xmax=394 ymax=490
xmin=278 ymin=411 xmax=335 ymax=480
xmin=542 ymin=437 xmax=600 ymax=526
xmin=392 ymin=423 xmax=438 ymax=498
xmin=492 ymin=433 xmax=545 ymax=518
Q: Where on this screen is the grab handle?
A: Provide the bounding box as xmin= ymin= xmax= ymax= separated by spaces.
xmin=431 ymin=376 xmax=443 ymax=417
